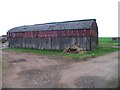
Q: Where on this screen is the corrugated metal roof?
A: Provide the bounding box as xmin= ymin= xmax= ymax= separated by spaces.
xmin=8 ymin=19 xmax=96 ymax=33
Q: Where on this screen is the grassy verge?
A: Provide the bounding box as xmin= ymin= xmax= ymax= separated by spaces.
xmin=3 ymin=37 xmax=119 ymax=60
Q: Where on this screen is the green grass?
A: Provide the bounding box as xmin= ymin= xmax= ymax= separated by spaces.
xmin=99 ymin=37 xmax=120 ymax=46
xmin=3 ymin=37 xmax=119 ymax=61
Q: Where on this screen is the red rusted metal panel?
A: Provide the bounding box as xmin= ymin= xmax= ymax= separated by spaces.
xmin=47 ymin=31 xmax=51 ymax=37
xmin=15 ymin=33 xmax=17 ymax=38
xmin=22 ymin=32 xmax=24 ymax=37
xmin=36 ymin=31 xmax=39 ymax=37
xmin=19 ymin=32 xmax=21 ymax=38
xmin=23 ymin=32 xmax=25 ymax=38
xmin=95 ymin=30 xmax=97 ymax=36
xmin=11 ymin=33 xmax=13 ymax=38
xmin=45 ymin=31 xmax=47 ymax=37
xmin=41 ymin=31 xmax=43 ymax=37
xmin=20 ymin=32 xmax=22 ymax=38
xmin=57 ymin=30 xmax=61 ymax=37
xmin=24 ymin=32 xmax=26 ymax=38
xmin=62 ymin=30 xmax=65 ymax=37
xmin=90 ymin=30 xmax=93 ymax=36
xmin=66 ymin=30 xmax=69 ymax=37
xmin=18 ymin=33 xmax=20 ymax=38
xmin=69 ymin=30 xmax=73 ymax=36
xmin=11 ymin=33 xmax=12 ymax=38
xmin=30 ymin=31 xmax=33 ymax=37
xmin=44 ymin=31 xmax=46 ymax=37
xmin=25 ymin=32 xmax=26 ymax=37
xmin=83 ymin=30 xmax=86 ymax=36
xmin=27 ymin=32 xmax=29 ymax=37
xmin=63 ymin=30 xmax=68 ymax=37
xmin=93 ymin=30 xmax=97 ymax=36
xmin=26 ymin=32 xmax=28 ymax=37
xmin=38 ymin=31 xmax=41 ymax=37
xmin=52 ymin=30 xmax=57 ymax=37
xmin=18 ymin=29 xmax=96 ymax=38
xmin=13 ymin=32 xmax=15 ymax=37
xmin=48 ymin=31 xmax=51 ymax=37
xmin=49 ymin=31 xmax=52 ymax=37
xmin=17 ymin=32 xmax=20 ymax=38
xmin=73 ymin=30 xmax=77 ymax=36
xmin=78 ymin=30 xmax=82 ymax=36
xmin=33 ymin=32 xmax=35 ymax=37
xmin=90 ymin=30 xmax=96 ymax=36
xmin=85 ymin=30 xmax=90 ymax=36
xmin=17 ymin=33 xmax=19 ymax=37
xmin=12 ymin=33 xmax=14 ymax=38
xmin=52 ymin=31 xmax=54 ymax=37
xmin=16 ymin=33 xmax=18 ymax=38
xmin=39 ymin=32 xmax=42 ymax=37
xmin=42 ymin=31 xmax=44 ymax=37
xmin=67 ymin=30 xmax=70 ymax=36
xmin=77 ymin=30 xmax=80 ymax=36
xmin=55 ymin=30 xmax=58 ymax=37
xmin=24 ymin=32 xmax=27 ymax=37
xmin=32 ymin=31 xmax=34 ymax=37
xmin=34 ymin=32 xmax=36 ymax=37
xmin=10 ymin=33 xmax=12 ymax=37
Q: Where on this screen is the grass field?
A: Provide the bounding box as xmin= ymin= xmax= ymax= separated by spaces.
xmin=3 ymin=37 xmax=119 ymax=61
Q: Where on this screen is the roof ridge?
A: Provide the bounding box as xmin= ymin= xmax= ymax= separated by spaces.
xmin=34 ymin=19 xmax=96 ymax=26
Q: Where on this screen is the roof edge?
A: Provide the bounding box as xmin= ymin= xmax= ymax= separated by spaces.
xmin=34 ymin=19 xmax=96 ymax=25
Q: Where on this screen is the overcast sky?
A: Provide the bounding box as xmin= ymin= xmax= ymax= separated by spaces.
xmin=0 ymin=0 xmax=119 ymax=37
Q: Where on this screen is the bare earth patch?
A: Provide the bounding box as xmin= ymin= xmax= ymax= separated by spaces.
xmin=2 ymin=50 xmax=118 ymax=88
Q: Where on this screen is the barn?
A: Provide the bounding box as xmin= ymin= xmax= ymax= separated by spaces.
xmin=7 ymin=19 xmax=98 ymax=50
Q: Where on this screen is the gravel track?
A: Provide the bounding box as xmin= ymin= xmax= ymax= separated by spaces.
xmin=2 ymin=50 xmax=118 ymax=88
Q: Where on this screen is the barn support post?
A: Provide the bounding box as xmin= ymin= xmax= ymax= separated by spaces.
xmin=25 ymin=37 xmax=27 ymax=48
xmin=38 ymin=37 xmax=40 ymax=49
xmin=28 ymin=37 xmax=31 ymax=48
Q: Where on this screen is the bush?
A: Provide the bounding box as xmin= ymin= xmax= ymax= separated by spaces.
xmin=2 ymin=38 xmax=7 ymax=43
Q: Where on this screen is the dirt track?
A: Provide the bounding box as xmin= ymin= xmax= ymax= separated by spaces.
xmin=2 ymin=50 xmax=118 ymax=88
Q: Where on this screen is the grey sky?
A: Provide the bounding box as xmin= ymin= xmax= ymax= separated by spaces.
xmin=0 ymin=0 xmax=118 ymax=37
